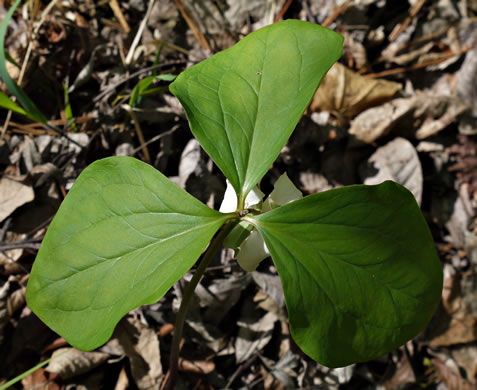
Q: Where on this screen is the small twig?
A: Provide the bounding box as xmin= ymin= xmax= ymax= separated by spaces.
xmin=108 ymin=0 xmax=130 ymax=33
xmin=174 ymin=0 xmax=211 ymax=52
xmin=25 ymin=215 xmax=54 ymax=238
xmin=301 ymin=0 xmax=318 ymax=24
xmin=149 ymin=39 xmax=190 ymax=56
xmin=130 ymin=125 xmax=179 ymax=156
xmin=322 ymin=3 xmax=350 ymax=27
xmin=0 ymin=218 xmax=12 ymax=242
xmin=225 ymin=354 xmax=258 ymax=389
xmin=125 ymin=106 xmax=151 ymax=164
xmin=0 ymin=241 xmax=41 ymax=251
xmin=92 ymin=61 xmax=185 ymax=103
xmin=365 ymin=46 xmax=471 ymax=78
xmin=274 ymin=0 xmax=293 ymax=23
xmin=125 ymin=0 xmax=156 ymax=65
xmin=389 ymin=0 xmax=428 ymax=42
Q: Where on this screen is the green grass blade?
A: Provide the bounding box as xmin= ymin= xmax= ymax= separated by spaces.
xmin=0 ymin=0 xmax=47 ymax=123
xmin=0 ymin=90 xmax=29 ymax=117
xmin=0 ymin=349 xmax=71 ymax=390
xmin=62 ymin=82 xmax=77 ymax=131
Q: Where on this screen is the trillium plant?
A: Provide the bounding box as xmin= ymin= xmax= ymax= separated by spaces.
xmin=26 ymin=20 xmax=443 ymax=386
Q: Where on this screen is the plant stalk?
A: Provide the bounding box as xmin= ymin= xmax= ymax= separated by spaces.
xmin=165 ymin=219 xmax=238 ymax=389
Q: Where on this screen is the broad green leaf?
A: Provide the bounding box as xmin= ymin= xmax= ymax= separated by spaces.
xmin=250 ymin=181 xmax=443 ymax=367
xmin=0 ymin=0 xmax=47 ymax=123
xmin=170 ymin=20 xmax=343 ymax=207
xmin=26 ymin=157 xmax=230 ymax=351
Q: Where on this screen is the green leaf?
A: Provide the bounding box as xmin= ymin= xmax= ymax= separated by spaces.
xmin=62 ymin=83 xmax=77 ymax=131
xmin=250 ymin=181 xmax=442 ymax=367
xmin=170 ymin=20 xmax=343 ymax=207
xmin=0 ymin=90 xmax=29 ymax=117
xmin=129 ymin=74 xmax=176 ymax=108
xmin=26 ymin=157 xmax=230 ymax=351
xmin=0 ymin=0 xmax=47 ymax=123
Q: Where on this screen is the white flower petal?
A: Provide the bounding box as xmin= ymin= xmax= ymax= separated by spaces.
xmin=219 ymin=180 xmax=238 ymax=213
xmin=244 ymin=186 xmax=265 ymax=209
xmin=236 ymin=229 xmax=270 ymax=272
xmin=269 ymin=172 xmax=303 ymax=206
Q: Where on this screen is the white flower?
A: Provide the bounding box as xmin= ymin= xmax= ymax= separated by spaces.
xmin=219 ymin=180 xmax=265 ymax=213
xmin=221 ymin=173 xmax=302 ymax=272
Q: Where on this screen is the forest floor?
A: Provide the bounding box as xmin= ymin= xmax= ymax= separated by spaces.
xmin=1 ymin=0 xmax=477 ymax=389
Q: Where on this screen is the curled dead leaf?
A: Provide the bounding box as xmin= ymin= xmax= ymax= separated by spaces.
xmin=46 ymin=348 xmax=109 ymax=380
xmin=311 ymin=63 xmax=402 ymax=119
xmin=349 ymin=95 xmax=469 ymax=143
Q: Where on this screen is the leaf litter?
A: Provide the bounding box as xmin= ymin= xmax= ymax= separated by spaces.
xmin=1 ymin=0 xmax=477 ymax=388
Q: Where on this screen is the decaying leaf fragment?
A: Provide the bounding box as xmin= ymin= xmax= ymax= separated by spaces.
xmin=46 ymin=348 xmax=109 ymax=380
xmin=311 ymin=63 xmax=402 ymax=119
xmin=361 ymin=137 xmax=423 ymax=204
xmin=0 ymin=281 xmax=9 ymax=346
xmin=349 ymin=95 xmax=469 ymax=143
xmin=113 ymin=317 xmax=163 ymax=389
xmin=0 ymin=178 xmax=34 ymax=222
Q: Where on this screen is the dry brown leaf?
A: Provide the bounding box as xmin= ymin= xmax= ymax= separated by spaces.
xmin=361 ymin=137 xmax=423 ymax=204
xmin=349 ymin=95 xmax=469 ymax=143
xmin=311 ymin=63 xmax=402 ymax=119
xmin=451 ymin=345 xmax=477 ymax=385
xmin=21 ymin=367 xmax=60 ymax=390
xmin=251 ymin=272 xmax=285 ymax=308
xmin=0 ymin=178 xmax=34 ymax=223
xmin=113 ymin=316 xmax=163 ymax=389
xmin=235 ymin=299 xmax=277 ymax=363
xmin=7 ymin=285 xmax=25 ymax=316
xmin=0 ymin=232 xmax=27 ymax=276
xmin=46 ymin=348 xmax=109 ymax=380
xmin=458 ymin=47 xmax=477 ymax=116
xmin=299 ymin=172 xmax=333 ymax=195
xmin=428 ymin=265 xmax=477 ymax=347
xmin=433 ymin=357 xmax=475 ymax=389
xmin=445 ymin=184 xmax=475 ymax=249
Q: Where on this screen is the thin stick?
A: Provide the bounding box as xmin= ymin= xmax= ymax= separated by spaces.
xmin=125 ymin=106 xmax=151 ymax=164
xmin=164 ymin=220 xmax=238 ymax=389
xmin=109 ymin=0 xmax=130 ymax=33
xmin=125 ymin=0 xmax=156 ymax=65
xmin=322 ymin=3 xmax=350 ymax=27
xmin=364 ymin=46 xmax=471 ymax=78
xmin=174 ymin=0 xmax=211 ymax=52
xmin=131 ymin=125 xmax=179 ymax=156
xmin=92 ymin=61 xmax=185 ymax=103
xmin=274 ymin=0 xmax=293 ymax=23
xmin=389 ymin=0 xmax=427 ymax=42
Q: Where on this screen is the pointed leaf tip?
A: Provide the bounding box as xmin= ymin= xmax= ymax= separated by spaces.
xmin=170 ymin=20 xmax=343 ymax=202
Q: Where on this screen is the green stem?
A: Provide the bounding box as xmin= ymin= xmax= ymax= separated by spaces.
xmin=165 ymin=220 xmax=238 ymax=389
xmin=0 ymin=349 xmax=71 ymax=390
